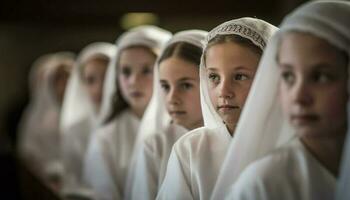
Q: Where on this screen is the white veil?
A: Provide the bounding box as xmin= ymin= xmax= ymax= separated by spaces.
xmin=199 ymin=17 xmax=278 ymax=132
xmin=81 ymin=25 xmax=171 ymax=199
xmin=124 ymin=30 xmax=208 ymax=198
xmin=60 ymin=42 xmax=116 ymax=134
xmin=18 ymin=52 xmax=75 ymax=177
xmin=98 ymin=25 xmax=172 ymax=125
xmin=211 ymin=1 xmax=350 ymax=199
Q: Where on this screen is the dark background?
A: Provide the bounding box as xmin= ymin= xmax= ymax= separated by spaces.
xmin=0 ymin=0 xmax=307 ymax=198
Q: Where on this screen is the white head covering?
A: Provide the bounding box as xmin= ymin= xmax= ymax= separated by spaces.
xmin=124 ymin=30 xmax=207 ymax=198
xmin=200 ymin=17 xmax=278 ymax=130
xmin=60 ymin=42 xmax=116 ymax=133
xmin=81 ymin=26 xmax=171 ymax=199
xmin=18 ymin=51 xmax=75 ymax=178
xmin=134 ymin=29 xmax=208 ymax=145
xmin=212 ymin=1 xmax=350 ymax=199
xmin=98 ymin=25 xmax=172 ymax=125
xmin=155 ymin=18 xmax=278 ymax=200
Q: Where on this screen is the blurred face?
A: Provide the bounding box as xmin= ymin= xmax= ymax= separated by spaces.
xmin=159 ymin=57 xmax=203 ymax=130
xmin=278 ymin=32 xmax=348 ymax=139
xmin=206 ymin=42 xmax=260 ymax=134
xmin=118 ymin=47 xmax=156 ymax=118
xmin=52 ymin=65 xmax=71 ymax=105
xmin=82 ymin=57 xmax=109 ymax=112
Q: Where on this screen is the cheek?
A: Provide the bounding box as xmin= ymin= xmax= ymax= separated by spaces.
xmin=118 ymin=76 xmax=129 ymax=96
xmin=208 ymin=87 xmax=218 ymax=107
xmin=279 ymin=85 xmax=291 ymax=115
xmin=320 ymin=87 xmax=348 ymax=121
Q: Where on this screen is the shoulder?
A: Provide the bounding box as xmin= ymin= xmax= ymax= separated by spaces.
xmin=231 ymin=140 xmax=305 ymax=198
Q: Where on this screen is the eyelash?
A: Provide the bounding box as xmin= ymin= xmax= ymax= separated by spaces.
xmin=208 ymin=73 xmax=250 ymax=84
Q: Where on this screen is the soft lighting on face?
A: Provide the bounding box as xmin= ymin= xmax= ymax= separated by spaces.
xmin=120 ymin=12 xmax=159 ymax=30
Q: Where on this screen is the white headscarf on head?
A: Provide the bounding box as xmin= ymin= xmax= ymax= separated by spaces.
xmin=211 ymin=1 xmax=350 ymax=199
xmin=98 ymin=25 xmax=172 ymax=125
xmin=82 ymin=25 xmax=171 ymax=200
xmin=18 ymin=51 xmax=75 ymax=184
xmin=60 ymin=42 xmax=116 ymax=194
xmin=125 ymin=29 xmax=208 ymax=200
xmin=156 ymin=18 xmax=278 ymax=200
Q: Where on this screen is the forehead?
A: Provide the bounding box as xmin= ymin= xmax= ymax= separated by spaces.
xmin=205 ymin=42 xmax=260 ymax=70
xmin=278 ymin=32 xmax=346 ymax=69
xmin=159 ymin=57 xmax=198 ymax=79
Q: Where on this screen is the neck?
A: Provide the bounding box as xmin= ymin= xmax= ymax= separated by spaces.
xmin=131 ymin=106 xmax=144 ymax=119
xmin=226 ymin=124 xmax=235 ymax=136
xmin=300 ymin=133 xmax=346 ymax=177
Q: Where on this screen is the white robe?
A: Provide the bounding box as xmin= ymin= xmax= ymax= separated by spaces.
xmin=157 ymin=126 xmax=231 ymax=200
xmin=83 ymin=109 xmax=140 ymax=200
xmin=62 ymin=117 xmax=92 ymax=190
xmin=127 ymin=123 xmax=188 ymax=200
xmin=228 ymin=138 xmax=336 ymax=200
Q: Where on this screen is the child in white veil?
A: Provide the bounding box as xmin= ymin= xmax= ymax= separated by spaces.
xmin=211 ymin=1 xmax=350 ymax=200
xmin=156 ymin=18 xmax=277 ymax=200
xmin=125 ymin=30 xmax=207 ymax=200
xmin=82 ymin=26 xmax=171 ymax=200
xmin=18 ymin=52 xmax=75 ymax=191
xmin=60 ymin=42 xmax=116 ymax=195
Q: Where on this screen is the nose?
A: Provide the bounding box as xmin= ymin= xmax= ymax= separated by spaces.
xmin=167 ymin=88 xmax=181 ymax=105
xmin=218 ymin=78 xmax=235 ymax=99
xmin=292 ymin=80 xmax=313 ymax=106
xmin=129 ymin=73 xmax=140 ymax=86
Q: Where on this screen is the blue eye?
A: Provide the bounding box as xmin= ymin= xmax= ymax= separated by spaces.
xmin=208 ymin=73 xmax=220 ymax=84
xmin=234 ymin=74 xmax=249 ymax=81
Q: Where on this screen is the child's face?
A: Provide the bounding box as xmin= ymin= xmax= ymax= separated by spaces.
xmin=82 ymin=57 xmax=108 ymax=112
xmin=159 ymin=57 xmax=203 ymax=130
xmin=205 ymin=42 xmax=259 ymax=133
xmin=278 ymin=32 xmax=348 ymax=139
xmin=118 ymin=47 xmax=156 ymax=117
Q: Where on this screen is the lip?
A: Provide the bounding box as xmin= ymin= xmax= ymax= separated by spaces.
xmin=290 ymin=114 xmax=319 ymax=125
xmin=129 ymin=91 xmax=144 ymax=98
xmin=169 ymin=111 xmax=186 ymax=116
xmin=217 ymin=105 xmax=240 ymax=113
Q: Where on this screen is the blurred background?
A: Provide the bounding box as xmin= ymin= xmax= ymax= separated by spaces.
xmin=0 ymin=0 xmax=307 ymax=199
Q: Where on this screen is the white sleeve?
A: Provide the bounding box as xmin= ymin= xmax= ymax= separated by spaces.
xmin=156 ymin=147 xmax=193 ymax=200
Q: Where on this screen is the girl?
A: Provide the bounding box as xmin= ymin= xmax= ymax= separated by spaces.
xmin=82 ymin=26 xmax=171 ymax=200
xmin=213 ymin=1 xmax=350 ymax=200
xmin=18 ymin=52 xmax=75 ymax=191
xmin=125 ymin=30 xmax=207 ymax=200
xmin=157 ymin=18 xmax=277 ymax=199
xmin=60 ymin=42 xmax=116 ymax=194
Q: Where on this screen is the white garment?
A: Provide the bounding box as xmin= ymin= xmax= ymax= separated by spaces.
xmin=125 ymin=29 xmax=207 ymax=200
xmin=18 ymin=52 xmax=75 ymax=182
xmin=157 ymin=18 xmax=277 ymax=200
xmin=212 ymin=1 xmax=350 ymax=200
xmin=157 ymin=126 xmax=231 ymax=200
xmin=82 ymin=26 xmax=171 ymax=200
xmin=60 ymin=42 xmax=116 ymax=194
xmin=127 ymin=123 xmax=188 ymax=200
xmin=83 ymin=110 xmax=140 ymax=200
xmin=337 ymin=133 xmax=350 ymax=200
xmin=229 ymin=138 xmax=336 ymax=200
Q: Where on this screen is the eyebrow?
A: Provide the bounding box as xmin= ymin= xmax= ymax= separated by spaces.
xmin=207 ymin=66 xmax=255 ymax=72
